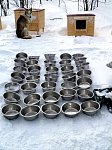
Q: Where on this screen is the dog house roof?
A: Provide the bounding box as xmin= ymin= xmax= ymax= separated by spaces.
xmin=67 ymin=14 xmax=95 ymax=17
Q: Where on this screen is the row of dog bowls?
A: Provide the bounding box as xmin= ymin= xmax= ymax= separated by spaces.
xmin=2 ymin=100 xmax=100 ymax=120
xmin=3 ymin=88 xmax=94 ymax=104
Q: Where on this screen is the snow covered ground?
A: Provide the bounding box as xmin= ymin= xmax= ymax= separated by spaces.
xmin=0 ymin=0 xmax=112 ymax=149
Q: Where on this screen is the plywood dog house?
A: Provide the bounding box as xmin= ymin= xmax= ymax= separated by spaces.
xmin=14 ymin=8 xmax=45 ymax=33
xmin=67 ymin=14 xmax=95 ymax=36
xmin=0 ymin=17 xmax=2 ymax=30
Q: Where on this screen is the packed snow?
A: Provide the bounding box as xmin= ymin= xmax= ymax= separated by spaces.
xmin=0 ymin=0 xmax=112 ymax=150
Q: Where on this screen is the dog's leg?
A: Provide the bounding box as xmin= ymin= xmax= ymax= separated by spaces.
xmin=23 ymin=27 xmax=32 ymax=39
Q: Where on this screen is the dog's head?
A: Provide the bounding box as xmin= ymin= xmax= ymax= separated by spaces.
xmin=24 ymin=8 xmax=32 ymax=22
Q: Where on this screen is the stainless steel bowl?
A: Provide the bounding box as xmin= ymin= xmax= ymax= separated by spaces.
xmin=11 ymin=72 xmax=25 ymax=84
xmin=24 ymin=93 xmax=41 ymax=106
xmin=2 ymin=103 xmax=21 ymax=120
xmin=20 ymin=105 xmax=40 ymax=121
xmin=44 ymin=60 xmax=56 ymax=67
xmin=44 ymin=54 xmax=55 ymax=60
xmin=77 ymin=89 xmax=94 ymax=102
xmin=26 ymin=59 xmax=38 ymax=67
xmin=28 ymin=65 xmax=41 ymax=75
xmin=77 ymin=69 xmax=91 ymax=77
xmin=59 ymin=59 xmax=71 ymax=67
xmin=28 ymin=56 xmax=39 ymax=61
xmin=61 ymin=65 xmax=74 ymax=75
xmin=21 ymin=82 xmax=37 ymax=95
xmin=16 ymin=52 xmax=28 ymax=60
xmin=72 ymin=53 xmax=84 ymax=60
xmin=61 ymin=81 xmax=76 ymax=89
xmin=60 ymin=89 xmax=76 ymax=101
xmin=76 ymin=62 xmax=90 ymax=70
xmin=62 ymin=72 xmax=76 ymax=82
xmin=5 ymin=82 xmax=20 ymax=93
xmin=81 ymin=100 xmax=100 ymax=116
xmin=41 ymin=103 xmax=60 ymax=119
xmin=42 ymin=91 xmax=60 ymax=103
xmin=13 ymin=66 xmax=27 ymax=75
xmin=41 ymin=81 xmax=56 ymax=92
xmin=46 ymin=66 xmax=58 ymax=74
xmin=77 ymin=76 xmax=92 ymax=89
xmin=14 ymin=59 xmax=25 ymax=67
xmin=26 ymin=75 xmax=40 ymax=83
xmin=62 ymin=102 xmax=81 ymax=118
xmin=60 ymin=53 xmax=72 ymax=60
xmin=3 ymin=91 xmax=20 ymax=104
xmin=44 ymin=73 xmax=58 ymax=82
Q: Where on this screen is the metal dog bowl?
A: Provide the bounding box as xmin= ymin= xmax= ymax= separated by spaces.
xmin=77 ymin=76 xmax=92 ymax=89
xmin=76 ymin=62 xmax=90 ymax=70
xmin=41 ymin=103 xmax=60 ymax=119
xmin=72 ymin=53 xmax=84 ymax=60
xmin=28 ymin=56 xmax=39 ymax=61
xmin=60 ymin=89 xmax=76 ymax=101
xmin=62 ymin=73 xmax=76 ymax=82
xmin=77 ymin=89 xmax=94 ymax=102
xmin=62 ymin=102 xmax=81 ymax=118
xmin=21 ymin=82 xmax=37 ymax=95
xmin=81 ymin=100 xmax=100 ymax=116
xmin=3 ymin=91 xmax=20 ymax=104
xmin=11 ymin=72 xmax=25 ymax=84
xmin=44 ymin=60 xmax=56 ymax=67
xmin=5 ymin=82 xmax=20 ymax=93
xmin=41 ymin=81 xmax=56 ymax=92
xmin=26 ymin=59 xmax=38 ymax=67
xmin=26 ymin=75 xmax=40 ymax=83
xmin=16 ymin=52 xmax=28 ymax=61
xmin=46 ymin=66 xmax=58 ymax=74
xmin=42 ymin=91 xmax=60 ymax=103
xmin=13 ymin=66 xmax=27 ymax=75
xmin=2 ymin=103 xmax=21 ymax=120
xmin=20 ymin=105 xmax=40 ymax=121
xmin=28 ymin=65 xmax=41 ymax=75
xmin=24 ymin=93 xmax=41 ymax=106
xmin=14 ymin=59 xmax=25 ymax=67
xmin=60 ymin=53 xmax=72 ymax=60
xmin=61 ymin=81 xmax=76 ymax=89
xmin=44 ymin=73 xmax=58 ymax=82
xmin=77 ymin=69 xmax=91 ymax=77
xmin=59 ymin=59 xmax=71 ymax=67
xmin=44 ymin=54 xmax=55 ymax=60
xmin=61 ymin=65 xmax=74 ymax=75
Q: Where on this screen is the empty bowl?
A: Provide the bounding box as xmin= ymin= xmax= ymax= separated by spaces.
xmin=61 ymin=81 xmax=76 ymax=89
xmin=3 ymin=91 xmax=20 ymax=104
xmin=44 ymin=54 xmax=55 ymax=60
xmin=77 ymin=69 xmax=91 ymax=77
xmin=26 ymin=59 xmax=38 ymax=67
xmin=61 ymin=65 xmax=74 ymax=75
xmin=14 ymin=59 xmax=25 ymax=67
xmin=21 ymin=82 xmax=37 ymax=95
xmin=11 ymin=72 xmax=25 ymax=84
xmin=81 ymin=100 xmax=100 ymax=116
xmin=42 ymin=91 xmax=60 ymax=103
xmin=59 ymin=59 xmax=71 ymax=67
xmin=60 ymin=89 xmax=76 ymax=101
xmin=28 ymin=56 xmax=39 ymax=61
xmin=77 ymin=89 xmax=94 ymax=102
xmin=26 ymin=75 xmax=40 ymax=83
xmin=20 ymin=105 xmax=40 ymax=121
xmin=13 ymin=66 xmax=27 ymax=75
xmin=24 ymin=93 xmax=41 ymax=106
xmin=62 ymin=102 xmax=81 ymax=118
xmin=46 ymin=66 xmax=58 ymax=74
xmin=41 ymin=81 xmax=56 ymax=92
xmin=5 ymin=82 xmax=20 ymax=93
xmin=16 ymin=52 xmax=28 ymax=61
xmin=2 ymin=103 xmax=21 ymax=120
xmin=44 ymin=60 xmax=56 ymax=67
xmin=28 ymin=65 xmax=41 ymax=75
xmin=77 ymin=76 xmax=92 ymax=89
xmin=60 ymin=53 xmax=72 ymax=60
xmin=41 ymin=103 xmax=61 ymax=119
xmin=62 ymin=72 xmax=76 ymax=82
xmin=72 ymin=53 xmax=84 ymax=60
xmin=44 ymin=73 xmax=58 ymax=82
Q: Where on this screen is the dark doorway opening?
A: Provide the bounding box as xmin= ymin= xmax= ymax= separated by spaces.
xmin=76 ymin=20 xmax=86 ymax=29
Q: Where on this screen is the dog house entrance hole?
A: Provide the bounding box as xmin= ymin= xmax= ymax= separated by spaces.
xmin=76 ymin=20 xmax=86 ymax=30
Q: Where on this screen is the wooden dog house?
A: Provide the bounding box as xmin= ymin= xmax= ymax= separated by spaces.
xmin=67 ymin=14 xmax=95 ymax=36
xmin=14 ymin=8 xmax=45 ymax=33
xmin=0 ymin=17 xmax=2 ymax=30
